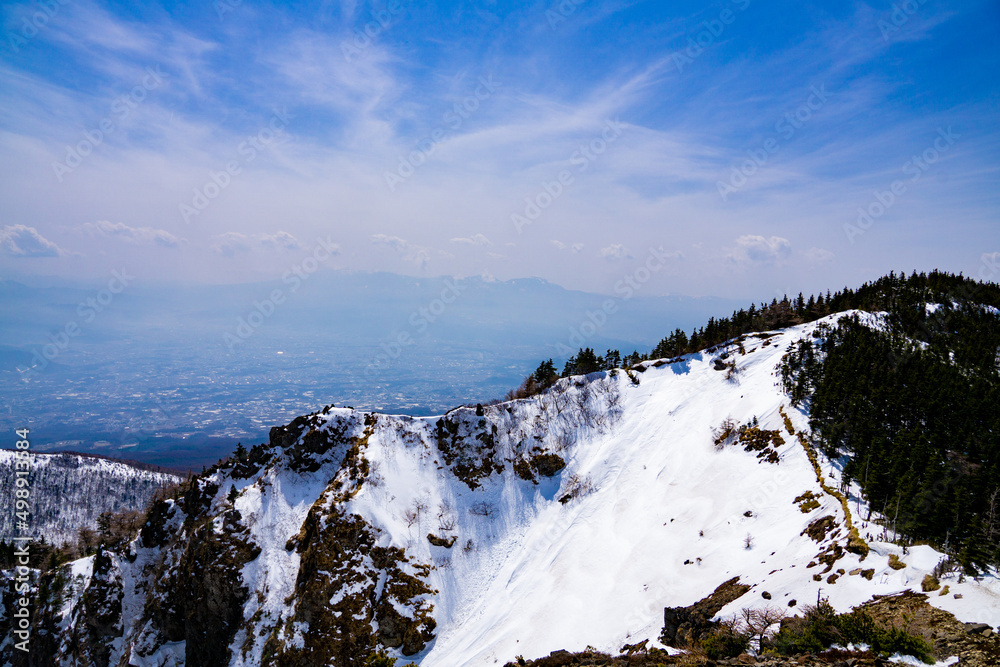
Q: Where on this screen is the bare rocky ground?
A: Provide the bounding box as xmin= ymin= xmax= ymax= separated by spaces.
xmin=505 ymin=592 xmax=999 ymax=667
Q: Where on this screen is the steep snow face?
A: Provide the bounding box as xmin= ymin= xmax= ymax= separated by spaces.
xmin=18 ymin=312 xmax=1000 ymax=667
xmin=225 ymin=311 xmax=999 ymax=665
xmin=357 ymin=311 xmax=996 ymax=665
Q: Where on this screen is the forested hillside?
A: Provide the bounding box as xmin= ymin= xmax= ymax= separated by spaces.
xmin=530 ymin=271 xmax=1000 ymax=380
xmin=0 ymin=450 xmax=182 ymax=547
xmin=521 ymin=271 xmax=1000 ymax=571
xmin=778 ymin=277 xmax=1000 ymax=572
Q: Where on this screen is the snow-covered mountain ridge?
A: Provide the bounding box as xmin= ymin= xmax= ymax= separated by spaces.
xmin=0 ymin=451 xmax=182 ymax=546
xmin=5 ymin=311 xmax=999 ymax=666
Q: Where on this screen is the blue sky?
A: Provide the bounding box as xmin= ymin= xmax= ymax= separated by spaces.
xmin=0 ymin=0 xmax=998 ymax=299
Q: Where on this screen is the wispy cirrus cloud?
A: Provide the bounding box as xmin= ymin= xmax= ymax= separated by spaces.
xmin=450 ymin=234 xmax=491 ymax=246
xmin=210 ymin=231 xmax=303 ymax=257
xmin=0 ymin=1 xmax=995 ymax=297
xmin=80 ymin=220 xmax=184 ymax=247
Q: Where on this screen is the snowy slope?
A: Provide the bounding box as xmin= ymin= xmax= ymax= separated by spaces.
xmin=0 ymin=450 xmax=182 ymax=545
xmin=370 ymin=312 xmax=999 ymax=664
xmin=223 ymin=311 xmax=1000 ymax=665
xmin=17 ymin=311 xmax=1000 ymax=666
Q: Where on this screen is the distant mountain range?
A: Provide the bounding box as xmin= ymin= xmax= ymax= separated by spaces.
xmin=0 ymin=271 xmax=745 ymax=357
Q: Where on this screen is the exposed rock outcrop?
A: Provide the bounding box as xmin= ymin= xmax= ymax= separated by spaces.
xmin=660 ymin=577 xmax=751 ymax=647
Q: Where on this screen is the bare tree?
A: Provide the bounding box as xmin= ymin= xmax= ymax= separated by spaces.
xmin=367 ymin=460 xmax=384 ymax=487
xmin=403 ymin=498 xmax=428 ymax=528
xmin=561 ymin=473 xmax=595 ymax=503
xmin=75 ymin=526 xmax=99 ymax=557
xmin=554 ymin=428 xmax=576 ymax=452
xmin=603 ymin=378 xmax=622 ymax=408
xmin=469 ymin=501 xmax=496 ymax=519
xmin=712 ymin=417 xmax=739 ymax=450
xmin=932 ymin=556 xmax=961 ymax=580
xmin=739 ymin=605 xmax=785 ymax=651
xmin=537 ymin=393 xmax=557 ymax=422
xmin=437 ymin=503 xmax=457 ymax=531
xmin=97 ymin=509 xmax=144 ymax=550
xmin=985 ymin=487 xmax=1000 ymax=543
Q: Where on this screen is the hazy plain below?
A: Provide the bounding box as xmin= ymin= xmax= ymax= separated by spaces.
xmin=0 ymin=271 xmax=743 ymax=469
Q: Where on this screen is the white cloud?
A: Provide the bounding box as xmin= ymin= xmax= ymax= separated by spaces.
xmin=0 ymin=3 xmax=992 ymax=295
xmin=728 ymin=235 xmax=792 ymax=265
xmin=371 ymin=233 xmax=431 ymax=269
xmin=81 ymin=220 xmax=184 ymax=248
xmin=408 ymin=248 xmax=431 ymax=269
xmin=552 ymin=240 xmax=586 ymax=254
xmin=210 ymin=231 xmax=303 ymax=256
xmin=371 ymin=234 xmax=409 ymax=252
xmin=450 ymin=234 xmax=492 ymax=246
xmin=256 ymin=231 xmax=302 ymax=251
xmin=600 ymin=243 xmax=631 ymax=260
xmin=0 ymin=225 xmax=66 ymax=258
xmin=805 ymin=247 xmax=834 ymax=262
xmin=212 ymin=231 xmax=302 ymax=257
xmin=210 ymin=232 xmax=252 ymax=257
